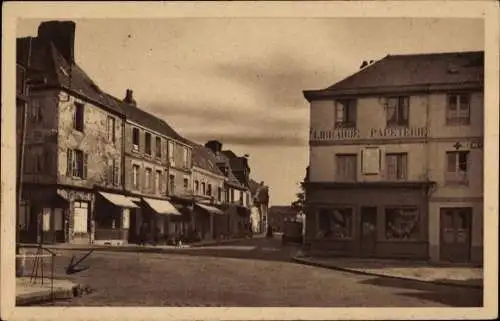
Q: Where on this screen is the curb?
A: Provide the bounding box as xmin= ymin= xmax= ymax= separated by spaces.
xmin=292 ymin=257 xmax=483 ymax=290
xmin=20 ymin=237 xmax=255 ymax=254
xmin=16 ymin=283 xmax=81 ymax=306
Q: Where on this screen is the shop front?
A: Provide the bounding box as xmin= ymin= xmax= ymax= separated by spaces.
xmin=193 ymin=202 xmax=225 ymax=240
xmin=305 ymin=182 xmax=434 ymax=259
xmin=93 ymin=191 xmax=139 ymax=246
xmin=138 ymin=197 xmax=182 ymax=244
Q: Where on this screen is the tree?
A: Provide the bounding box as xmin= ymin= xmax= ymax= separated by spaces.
xmin=291 ymin=183 xmax=305 ymax=214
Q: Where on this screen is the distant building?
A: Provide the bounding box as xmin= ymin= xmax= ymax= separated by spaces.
xmin=303 ymin=51 xmax=484 ymax=264
xmin=268 ymin=206 xmax=299 ymax=233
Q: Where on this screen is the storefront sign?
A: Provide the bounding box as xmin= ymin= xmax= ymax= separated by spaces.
xmin=310 ymin=126 xmax=429 ymax=141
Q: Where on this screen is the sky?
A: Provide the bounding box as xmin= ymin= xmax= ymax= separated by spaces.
xmin=17 ymin=18 xmax=484 ymax=206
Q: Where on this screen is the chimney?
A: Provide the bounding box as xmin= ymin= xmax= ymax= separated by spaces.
xmin=123 ymin=89 xmax=137 ymax=106
xmin=38 ymin=21 xmax=76 ymax=63
xmin=360 ymin=61 xmax=368 ymax=69
xmin=205 ymin=140 xmax=223 ymax=154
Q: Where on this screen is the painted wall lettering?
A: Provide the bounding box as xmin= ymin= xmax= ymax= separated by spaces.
xmin=310 ymin=127 xmax=429 ymax=141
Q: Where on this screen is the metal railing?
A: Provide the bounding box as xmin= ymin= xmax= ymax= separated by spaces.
xmin=17 ymin=245 xmax=57 ymax=305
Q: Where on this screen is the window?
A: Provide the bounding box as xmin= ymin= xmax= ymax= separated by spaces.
xmin=168 ymin=141 xmax=175 ymax=165
xmin=316 ymin=208 xmax=353 ymax=239
xmin=385 ymin=208 xmax=419 ymax=240
xmin=217 ymin=187 xmax=222 ymax=202
xmin=30 ymin=98 xmax=43 ymax=123
xmin=230 ymin=188 xmax=235 ymax=202
xmin=169 ymin=174 xmax=175 ymax=194
xmin=73 ymin=102 xmax=84 ymax=132
xmin=336 ymin=154 xmax=357 ymax=181
xmin=145 ymin=133 xmax=152 ymax=156
xmin=183 ymin=147 xmax=189 ymax=168
xmin=67 ymin=149 xmax=87 ymax=179
xmin=34 ymin=152 xmax=44 ymax=173
xmin=446 ymin=151 xmax=469 ymax=185
xmin=361 ymin=148 xmax=381 ymax=175
xmin=386 ymin=96 xmax=409 ymax=127
xmin=132 ymin=128 xmax=140 ymax=151
xmin=155 ymin=170 xmax=161 ymax=193
xmin=194 ymin=180 xmax=199 ymax=194
xmin=335 ymin=99 xmax=357 ymax=127
xmin=446 ymin=94 xmax=470 ymax=125
xmin=201 ymin=182 xmax=206 ymax=195
xmin=107 ymin=116 xmax=116 ymax=143
xmin=155 ymin=137 xmax=162 ymax=159
xmin=183 ymin=177 xmax=189 ymax=190
xmin=145 ymin=168 xmax=152 ymax=189
xmin=73 ymin=201 xmax=89 ymax=234
xmin=207 ymin=184 xmax=212 ymax=196
xmin=132 ymin=165 xmax=140 ymax=189
xmin=386 ymin=153 xmax=408 ymax=180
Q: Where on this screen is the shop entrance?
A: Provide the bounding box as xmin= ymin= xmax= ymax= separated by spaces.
xmin=440 ymin=207 xmax=472 ymax=262
xmin=360 ymin=206 xmax=377 ymax=257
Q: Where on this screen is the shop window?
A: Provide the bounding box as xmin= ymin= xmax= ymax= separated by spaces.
xmin=446 ymin=94 xmax=470 ymax=125
xmin=386 ymin=96 xmax=409 ymax=127
xmin=317 ymin=208 xmax=353 ymax=239
xmin=386 ymin=153 xmax=408 ymax=180
xmin=132 ymin=127 xmax=140 ymax=151
xmin=335 ymin=99 xmax=357 ymax=128
xmin=445 ymin=151 xmax=469 ymax=185
xmin=336 ymin=154 xmax=357 ymax=181
xmin=385 ymin=207 xmax=420 ymax=240
xmin=73 ymin=201 xmax=88 ymax=234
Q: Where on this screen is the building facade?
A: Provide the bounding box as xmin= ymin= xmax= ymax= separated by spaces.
xmin=189 ymin=143 xmax=226 ymax=240
xmin=16 ymin=21 xmax=137 ymax=245
xmin=303 ymin=51 xmax=483 ymax=263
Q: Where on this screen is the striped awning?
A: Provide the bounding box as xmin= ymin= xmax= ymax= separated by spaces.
xmin=98 ymin=192 xmax=139 ymax=208
xmin=143 ymin=198 xmax=181 ymax=216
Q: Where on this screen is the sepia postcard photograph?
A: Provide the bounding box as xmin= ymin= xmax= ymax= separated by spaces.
xmin=1 ymin=1 xmax=499 ymax=320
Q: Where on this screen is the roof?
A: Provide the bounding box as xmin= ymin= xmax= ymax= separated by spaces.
xmin=17 ymin=37 xmax=123 ymax=115
xmin=216 ymin=152 xmax=245 ymax=189
xmin=190 ymin=143 xmax=225 ymax=177
xmin=304 ymin=51 xmax=484 ymax=100
xmin=248 ymin=179 xmax=260 ymax=195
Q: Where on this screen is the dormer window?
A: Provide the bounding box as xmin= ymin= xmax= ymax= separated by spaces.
xmin=335 ymin=99 xmax=357 ymax=128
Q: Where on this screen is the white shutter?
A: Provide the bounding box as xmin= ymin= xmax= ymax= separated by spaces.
xmin=42 ymin=208 xmax=51 ymax=232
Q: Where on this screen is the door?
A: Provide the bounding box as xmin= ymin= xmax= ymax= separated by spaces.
xmin=73 ymin=201 xmax=89 ymax=243
xmin=440 ymin=208 xmax=472 ymax=262
xmin=360 ymin=207 xmax=377 ymax=257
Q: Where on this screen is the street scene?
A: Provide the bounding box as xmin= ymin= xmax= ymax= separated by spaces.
xmin=11 ymin=13 xmax=488 ymax=312
xmin=20 ymin=237 xmax=482 ymax=307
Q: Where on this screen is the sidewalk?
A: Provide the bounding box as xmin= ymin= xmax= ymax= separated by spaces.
xmin=20 ymin=235 xmax=264 ymax=253
xmin=16 ymin=277 xmax=81 ymax=306
xmin=293 ymin=255 xmax=483 ymax=289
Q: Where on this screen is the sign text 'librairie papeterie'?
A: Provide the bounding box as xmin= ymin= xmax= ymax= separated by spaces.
xmin=310 ymin=127 xmax=429 ymax=141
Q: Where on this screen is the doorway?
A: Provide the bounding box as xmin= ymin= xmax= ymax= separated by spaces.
xmin=360 ymin=207 xmax=377 ymax=257
xmin=440 ymin=207 xmax=472 ymax=262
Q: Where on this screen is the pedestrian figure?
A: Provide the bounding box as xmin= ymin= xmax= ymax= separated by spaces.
xmin=89 ymin=220 xmax=95 ymax=244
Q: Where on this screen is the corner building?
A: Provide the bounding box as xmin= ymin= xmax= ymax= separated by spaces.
xmin=303 ymin=52 xmax=483 ymax=264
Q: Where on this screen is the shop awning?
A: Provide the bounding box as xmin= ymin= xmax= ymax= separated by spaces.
xmin=195 ymin=203 xmax=225 ymax=215
xmin=143 ymin=198 xmax=181 ymax=216
xmin=98 ymin=192 xmax=139 ymax=208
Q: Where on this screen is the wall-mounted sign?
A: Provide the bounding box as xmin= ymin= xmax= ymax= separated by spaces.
xmin=310 ymin=126 xmax=429 ymax=141
xmin=361 ymin=148 xmax=381 ymax=175
xmin=470 ymin=140 xmax=483 ymax=149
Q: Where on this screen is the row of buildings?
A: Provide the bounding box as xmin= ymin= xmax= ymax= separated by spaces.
xmin=302 ymin=51 xmax=484 ymax=264
xmin=16 ymin=21 xmax=270 ymax=246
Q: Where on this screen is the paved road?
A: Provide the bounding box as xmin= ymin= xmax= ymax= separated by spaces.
xmin=30 ymin=237 xmax=482 ymax=307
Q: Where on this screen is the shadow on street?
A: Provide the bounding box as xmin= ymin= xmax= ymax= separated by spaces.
xmin=359 ymin=277 xmax=483 ymax=307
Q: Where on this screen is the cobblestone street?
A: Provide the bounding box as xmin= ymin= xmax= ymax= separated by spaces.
xmin=30 ymin=238 xmax=482 ymax=307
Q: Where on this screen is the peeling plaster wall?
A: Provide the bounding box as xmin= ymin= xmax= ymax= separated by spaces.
xmin=56 ymin=91 xmax=124 ymax=191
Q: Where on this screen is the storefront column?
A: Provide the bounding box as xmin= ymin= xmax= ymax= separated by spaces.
xmin=209 ymin=213 xmax=215 ymax=240
xmin=428 ymin=203 xmax=440 ymax=262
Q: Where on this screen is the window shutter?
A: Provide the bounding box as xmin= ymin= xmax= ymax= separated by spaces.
xmin=67 ymin=149 xmax=73 ymax=176
xmin=386 ymin=155 xmax=396 ymax=179
xmin=114 ymin=161 xmax=119 ymax=186
xmin=130 ymin=166 xmax=135 ymax=188
xmin=349 ymin=100 xmax=357 ymax=124
xmin=400 ymin=154 xmax=408 ymax=179
xmin=83 ymin=153 xmax=88 ymax=179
